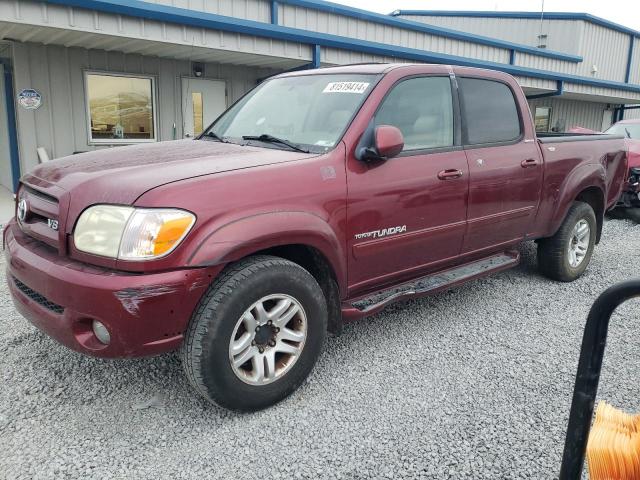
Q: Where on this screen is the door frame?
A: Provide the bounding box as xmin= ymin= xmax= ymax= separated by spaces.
xmin=179 ymin=76 xmax=227 ymax=138
xmin=0 ymin=57 xmax=21 ymax=192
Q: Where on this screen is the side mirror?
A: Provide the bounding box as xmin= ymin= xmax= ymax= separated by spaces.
xmin=357 ymin=125 xmax=404 ymax=162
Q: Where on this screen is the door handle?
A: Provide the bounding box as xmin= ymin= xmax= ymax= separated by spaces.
xmin=521 ymin=158 xmax=538 ymax=168
xmin=437 ymin=169 xmax=463 ymax=180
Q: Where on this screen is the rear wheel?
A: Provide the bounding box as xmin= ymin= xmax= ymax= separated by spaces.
xmin=537 ymin=201 xmax=597 ymax=282
xmin=182 ymin=255 xmax=327 ymax=411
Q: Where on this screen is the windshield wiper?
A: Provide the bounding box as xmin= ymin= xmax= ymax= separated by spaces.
xmin=242 ymin=134 xmax=310 ymax=153
xmin=625 ymin=128 xmax=632 ymax=139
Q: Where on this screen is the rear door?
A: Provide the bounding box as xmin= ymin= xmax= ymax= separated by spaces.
xmin=457 ymin=76 xmax=543 ymax=254
xmin=346 ymin=75 xmax=469 ymax=294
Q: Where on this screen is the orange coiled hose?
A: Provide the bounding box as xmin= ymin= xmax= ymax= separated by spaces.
xmin=587 ymin=402 xmax=640 ymax=479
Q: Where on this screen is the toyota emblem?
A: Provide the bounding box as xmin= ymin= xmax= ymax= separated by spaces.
xmin=17 ymin=198 xmax=28 ymax=223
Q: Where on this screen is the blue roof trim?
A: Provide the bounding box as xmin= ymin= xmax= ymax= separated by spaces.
xmin=391 ymin=10 xmax=640 ymax=38
xmin=276 ymin=0 xmax=582 ymax=63
xmin=40 ymin=0 xmax=640 ymax=94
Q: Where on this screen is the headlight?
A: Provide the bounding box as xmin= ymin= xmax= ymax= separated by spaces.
xmin=74 ymin=205 xmax=195 ymax=260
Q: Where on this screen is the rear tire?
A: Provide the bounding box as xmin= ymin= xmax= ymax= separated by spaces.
xmin=182 ymin=255 xmax=327 ymax=411
xmin=537 ymin=201 xmax=597 ymax=282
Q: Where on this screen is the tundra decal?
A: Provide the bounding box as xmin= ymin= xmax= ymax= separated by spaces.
xmin=355 ymin=225 xmax=407 ymax=240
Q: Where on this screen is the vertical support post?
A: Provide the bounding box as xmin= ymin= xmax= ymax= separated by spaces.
xmin=624 ymin=35 xmax=634 ymax=83
xmin=509 ymin=49 xmax=516 ymax=65
xmin=270 ymin=0 xmax=278 ymax=25
xmin=312 ymin=44 xmax=321 ymax=69
xmin=1 ymin=59 xmax=20 ymax=193
xmin=619 ymin=105 xmax=625 ymax=121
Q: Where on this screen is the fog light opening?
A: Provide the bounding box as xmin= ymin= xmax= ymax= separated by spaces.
xmin=92 ymin=320 xmax=111 ymax=345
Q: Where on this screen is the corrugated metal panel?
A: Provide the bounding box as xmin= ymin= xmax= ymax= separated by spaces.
xmin=143 ymin=0 xmax=271 ymax=23
xmin=400 ymin=16 xmax=583 ymax=55
xmin=280 ymin=4 xmax=510 ymax=64
xmin=527 ymin=97 xmax=608 ymax=131
xmin=514 ymin=52 xmax=578 ymax=77
xmin=577 ymin=22 xmax=629 ymax=81
xmin=623 ymin=108 xmax=640 ymax=121
xmin=401 ymin=15 xmax=633 ymax=84
xmin=0 ymin=0 xmax=308 ymax=64
xmin=11 ymin=41 xmax=276 ymax=172
xmin=320 ymin=47 xmax=417 ymax=66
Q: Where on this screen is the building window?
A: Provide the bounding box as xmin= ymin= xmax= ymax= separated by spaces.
xmin=85 ymin=72 xmax=157 ymax=143
xmin=534 ymin=106 xmax=552 ymax=132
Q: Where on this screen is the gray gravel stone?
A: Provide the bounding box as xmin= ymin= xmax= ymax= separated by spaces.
xmin=1 ymin=217 xmax=639 ymax=479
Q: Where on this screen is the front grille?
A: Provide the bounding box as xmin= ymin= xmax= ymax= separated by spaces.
xmin=17 ymin=184 xmax=61 ymax=251
xmin=12 ymin=277 xmax=64 ymax=315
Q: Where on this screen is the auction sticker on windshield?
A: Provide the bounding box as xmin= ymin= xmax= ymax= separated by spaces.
xmin=323 ymin=82 xmax=370 ymax=94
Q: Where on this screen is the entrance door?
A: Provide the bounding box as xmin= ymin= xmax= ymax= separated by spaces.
xmin=0 ymin=63 xmax=14 ymax=191
xmin=181 ymin=78 xmax=226 ymax=138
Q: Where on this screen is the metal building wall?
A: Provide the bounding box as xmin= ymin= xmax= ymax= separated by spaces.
xmin=622 ymin=108 xmax=640 ymax=121
xmin=11 ymin=41 xmax=276 ymax=173
xmin=630 ymin=40 xmax=640 ymax=85
xmin=143 ymin=0 xmax=272 ymax=22
xmin=0 ymin=0 xmax=308 ymax=69
xmin=400 ymin=16 xmax=583 ymax=54
xmin=278 ymin=4 xmax=510 ymax=64
xmin=527 ymin=97 xmax=610 ymax=132
xmin=400 ymin=15 xmax=633 ymax=83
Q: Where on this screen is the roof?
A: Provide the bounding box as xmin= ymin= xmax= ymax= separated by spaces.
xmin=389 ymin=10 xmax=640 ymax=38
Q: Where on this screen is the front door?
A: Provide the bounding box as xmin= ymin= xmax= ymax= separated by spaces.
xmin=457 ymin=76 xmax=543 ymax=254
xmin=181 ymin=78 xmax=226 ymax=138
xmin=346 ymin=76 xmax=469 ymax=295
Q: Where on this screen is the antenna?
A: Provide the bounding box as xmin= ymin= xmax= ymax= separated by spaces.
xmin=537 ymin=0 xmax=547 ymax=49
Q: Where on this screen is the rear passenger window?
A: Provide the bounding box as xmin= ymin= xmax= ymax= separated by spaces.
xmin=458 ymin=77 xmax=521 ymax=145
xmin=375 ymin=77 xmax=453 ymax=152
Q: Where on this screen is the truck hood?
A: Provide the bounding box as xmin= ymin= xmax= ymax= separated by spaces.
xmin=23 ymin=139 xmax=315 ymax=204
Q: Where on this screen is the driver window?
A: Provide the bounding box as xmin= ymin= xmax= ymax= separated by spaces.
xmin=375 ymin=76 xmax=454 ymax=152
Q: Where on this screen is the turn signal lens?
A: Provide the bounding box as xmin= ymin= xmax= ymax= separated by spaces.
xmin=118 ymin=209 xmax=195 ymax=260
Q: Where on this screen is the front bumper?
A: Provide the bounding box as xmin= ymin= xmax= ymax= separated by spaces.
xmin=4 ymin=220 xmax=222 ymax=358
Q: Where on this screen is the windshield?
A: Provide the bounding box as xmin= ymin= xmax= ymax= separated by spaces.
xmin=203 ymin=74 xmax=378 ymax=153
xmin=605 ymin=123 xmax=640 ymax=139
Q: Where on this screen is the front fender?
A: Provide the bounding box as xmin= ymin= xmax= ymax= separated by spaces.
xmin=187 ymin=211 xmax=347 ymax=292
xmin=547 ymin=163 xmax=605 ymax=238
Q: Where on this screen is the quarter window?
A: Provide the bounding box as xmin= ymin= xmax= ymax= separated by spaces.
xmin=375 ymin=77 xmax=454 ymax=152
xmin=458 ymin=77 xmax=521 ymax=145
xmin=85 ymin=73 xmax=157 ymax=143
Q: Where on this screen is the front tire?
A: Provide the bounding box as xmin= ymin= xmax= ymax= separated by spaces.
xmin=537 ymin=201 xmax=597 ymax=282
xmin=182 ymin=255 xmax=327 ymax=411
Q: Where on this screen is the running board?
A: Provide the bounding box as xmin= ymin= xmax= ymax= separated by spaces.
xmin=342 ymin=251 xmax=520 ymax=320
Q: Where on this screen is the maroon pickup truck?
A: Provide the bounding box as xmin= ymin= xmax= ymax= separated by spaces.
xmin=4 ymin=64 xmax=627 ymax=410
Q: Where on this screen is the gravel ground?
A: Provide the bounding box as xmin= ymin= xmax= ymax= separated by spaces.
xmin=1 ymin=217 xmax=639 ymax=479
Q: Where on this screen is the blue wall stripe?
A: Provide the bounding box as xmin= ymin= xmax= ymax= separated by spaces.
xmin=391 ymin=10 xmax=640 ymax=39
xmin=270 ymin=0 xmax=278 ymax=25
xmin=625 ymin=36 xmax=635 ymax=84
xmin=0 ymin=58 xmax=20 ymax=192
xmin=40 ymin=0 xmax=640 ymax=94
xmin=276 ymin=0 xmax=582 ymax=62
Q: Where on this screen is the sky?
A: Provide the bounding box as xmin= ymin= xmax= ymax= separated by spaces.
xmin=335 ymin=1 xmax=640 ymax=31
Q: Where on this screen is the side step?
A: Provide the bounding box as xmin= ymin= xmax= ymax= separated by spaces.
xmin=342 ymin=251 xmax=520 ymax=320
